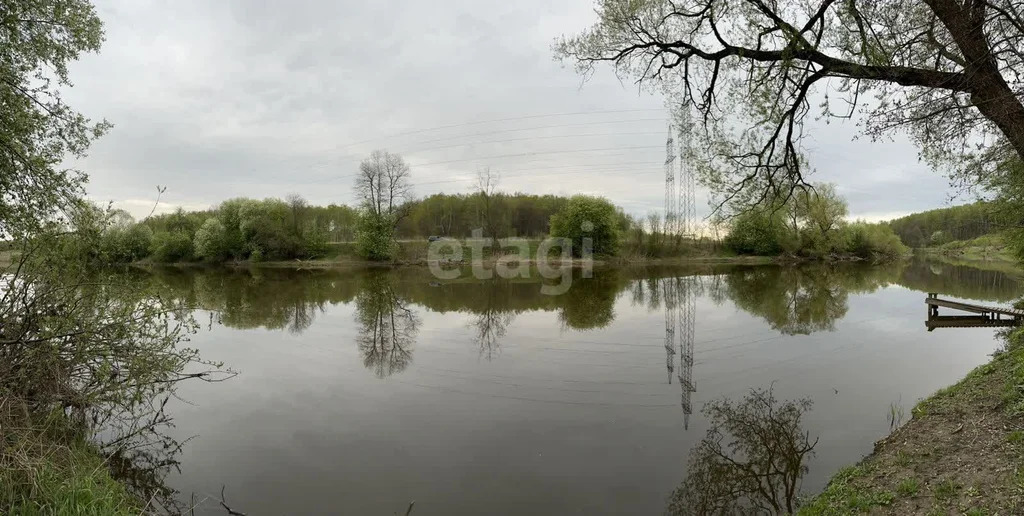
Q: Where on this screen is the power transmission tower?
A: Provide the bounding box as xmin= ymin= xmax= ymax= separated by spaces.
xmin=664 ymin=124 xmax=677 ymax=236
xmin=677 ymin=108 xmax=696 ymax=239
xmin=665 ymin=116 xmax=697 ymax=429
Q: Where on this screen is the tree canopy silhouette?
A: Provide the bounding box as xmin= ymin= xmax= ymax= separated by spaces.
xmin=556 ymin=1 xmax=1024 ymax=208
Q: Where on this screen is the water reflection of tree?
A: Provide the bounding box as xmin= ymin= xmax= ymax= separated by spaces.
xmin=899 ymin=257 xmax=1024 ymax=302
xmin=144 ymin=267 xmax=360 ymax=333
xmin=468 ymin=281 xmax=516 ymax=360
xmin=355 ymin=273 xmax=420 ymax=378
xmin=722 ymin=267 xmax=849 ymax=334
xmin=668 ymin=387 xmax=817 ymax=515
xmin=558 ymin=272 xmax=620 ymax=330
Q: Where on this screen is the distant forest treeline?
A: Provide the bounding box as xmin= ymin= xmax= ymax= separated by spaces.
xmin=150 ymin=192 xmax=572 ymax=244
xmin=888 ymin=202 xmax=1009 ymax=248
xmin=85 ymin=192 xmax=629 ymax=263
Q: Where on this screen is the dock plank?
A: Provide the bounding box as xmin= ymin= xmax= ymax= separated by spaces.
xmin=925 ymin=295 xmax=1024 ymax=318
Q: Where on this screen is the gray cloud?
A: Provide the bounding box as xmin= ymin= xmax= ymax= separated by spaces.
xmin=67 ymin=0 xmax=957 ymax=222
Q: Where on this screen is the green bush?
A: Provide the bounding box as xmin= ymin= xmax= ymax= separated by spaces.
xmin=100 ymin=223 xmax=152 ymax=263
xmin=724 ymin=209 xmax=787 ymax=256
xmin=150 ymin=231 xmax=194 ymax=262
xmin=929 ymin=230 xmax=952 ymax=246
xmin=356 ymin=212 xmax=397 ymax=261
xmin=842 ymin=222 xmax=908 ymax=258
xmin=193 ymin=218 xmax=228 ymax=261
xmin=302 ymin=222 xmax=330 ymax=258
xmin=549 ymin=195 xmax=620 ymax=257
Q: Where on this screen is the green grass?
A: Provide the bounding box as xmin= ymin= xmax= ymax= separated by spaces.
xmin=796 ymin=466 xmax=896 ymax=514
xmin=896 ymin=478 xmax=919 ymax=497
xmin=0 ymin=417 xmax=141 ymax=515
xmin=921 ymin=233 xmax=1016 ymax=262
xmin=1007 ymin=430 xmax=1024 ymax=443
xmin=933 ymin=479 xmax=961 ymax=501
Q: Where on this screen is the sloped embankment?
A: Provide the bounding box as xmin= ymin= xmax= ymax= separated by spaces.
xmin=800 ymin=329 xmax=1024 ymax=515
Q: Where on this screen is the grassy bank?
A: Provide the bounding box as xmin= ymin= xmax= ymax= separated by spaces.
xmin=799 ymin=328 xmax=1024 ymax=515
xmin=1 ymin=411 xmax=141 ymax=515
xmin=918 ymin=234 xmax=1015 ymax=262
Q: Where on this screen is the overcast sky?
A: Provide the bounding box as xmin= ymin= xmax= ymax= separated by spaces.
xmin=65 ymin=0 xmax=960 ymax=223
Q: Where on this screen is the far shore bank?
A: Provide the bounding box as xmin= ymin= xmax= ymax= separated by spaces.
xmin=128 ymin=253 xmax=891 ymax=271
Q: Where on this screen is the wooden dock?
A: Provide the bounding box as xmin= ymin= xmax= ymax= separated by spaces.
xmin=925 ymin=293 xmax=1024 ymax=331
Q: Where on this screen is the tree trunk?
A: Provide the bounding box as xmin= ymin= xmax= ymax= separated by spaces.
xmin=926 ymin=0 xmax=1024 ymax=160
xmin=971 ymin=76 xmax=1024 ymax=161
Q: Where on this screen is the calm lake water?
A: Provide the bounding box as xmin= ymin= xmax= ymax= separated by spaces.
xmin=144 ymin=258 xmax=1024 ymax=515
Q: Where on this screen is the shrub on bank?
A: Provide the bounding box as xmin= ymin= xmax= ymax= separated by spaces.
xmin=724 ymin=211 xmax=908 ymax=260
xmin=100 ymin=223 xmax=153 ymax=263
xmin=723 ymin=209 xmax=786 ymax=256
xmin=357 ymin=212 xmax=397 ymax=261
xmin=842 ymin=222 xmax=908 ymax=259
xmin=549 ymin=195 xmax=620 ymax=257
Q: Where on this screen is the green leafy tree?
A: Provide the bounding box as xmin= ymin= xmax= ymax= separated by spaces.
xmin=0 ymin=3 xmax=225 ymax=511
xmin=216 ymin=198 xmax=249 ymax=259
xmin=843 ymin=222 xmax=909 ymax=259
xmin=549 ymin=195 xmax=620 ymax=257
xmin=353 ymin=151 xmax=413 ymax=259
xmin=798 ymin=184 xmax=849 ymax=255
xmin=888 ymin=202 xmax=1003 ymax=248
xmin=356 ymin=212 xmax=397 ymax=261
xmin=724 ymin=209 xmax=787 ymax=256
xmin=151 ymin=231 xmax=194 ymax=263
xmin=301 ymin=220 xmax=330 ymax=258
xmin=98 ymin=210 xmax=152 ymax=263
xmin=193 ymin=217 xmax=228 ymax=261
xmin=0 ymin=0 xmax=110 ymax=237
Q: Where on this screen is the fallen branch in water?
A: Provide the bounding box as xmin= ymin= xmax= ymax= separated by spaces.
xmin=219 ymin=486 xmax=247 ymax=516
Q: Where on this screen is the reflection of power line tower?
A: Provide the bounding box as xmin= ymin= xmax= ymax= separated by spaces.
xmin=664 ymin=125 xmax=677 ymax=235
xmin=679 ymin=276 xmax=696 ymax=429
xmin=663 ymin=278 xmax=676 ymax=383
xmin=663 ymin=277 xmax=697 ymax=429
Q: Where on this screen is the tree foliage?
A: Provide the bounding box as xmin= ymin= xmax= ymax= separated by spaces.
xmin=193 ymin=217 xmax=228 ymax=261
xmin=556 ymin=0 xmax=1024 ymax=208
xmin=724 ymin=184 xmax=905 ymax=258
xmin=0 ymin=3 xmax=229 ymax=511
xmin=151 ymin=230 xmax=194 ymax=263
xmin=0 ymin=0 xmax=111 ymax=237
xmin=549 ymin=195 xmax=621 ymax=257
xmin=888 ymin=201 xmax=1004 ymax=248
xmin=356 ymin=212 xmax=397 ymax=261
xmin=724 ymin=209 xmax=788 ymax=256
xmin=135 ymin=197 xmax=348 ymax=262
xmin=396 ymin=192 xmax=568 ymax=239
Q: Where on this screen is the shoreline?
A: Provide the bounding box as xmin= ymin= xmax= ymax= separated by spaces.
xmin=799 ymin=329 xmax=1024 ymax=514
xmin=133 ymin=254 xmax=885 ymax=270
